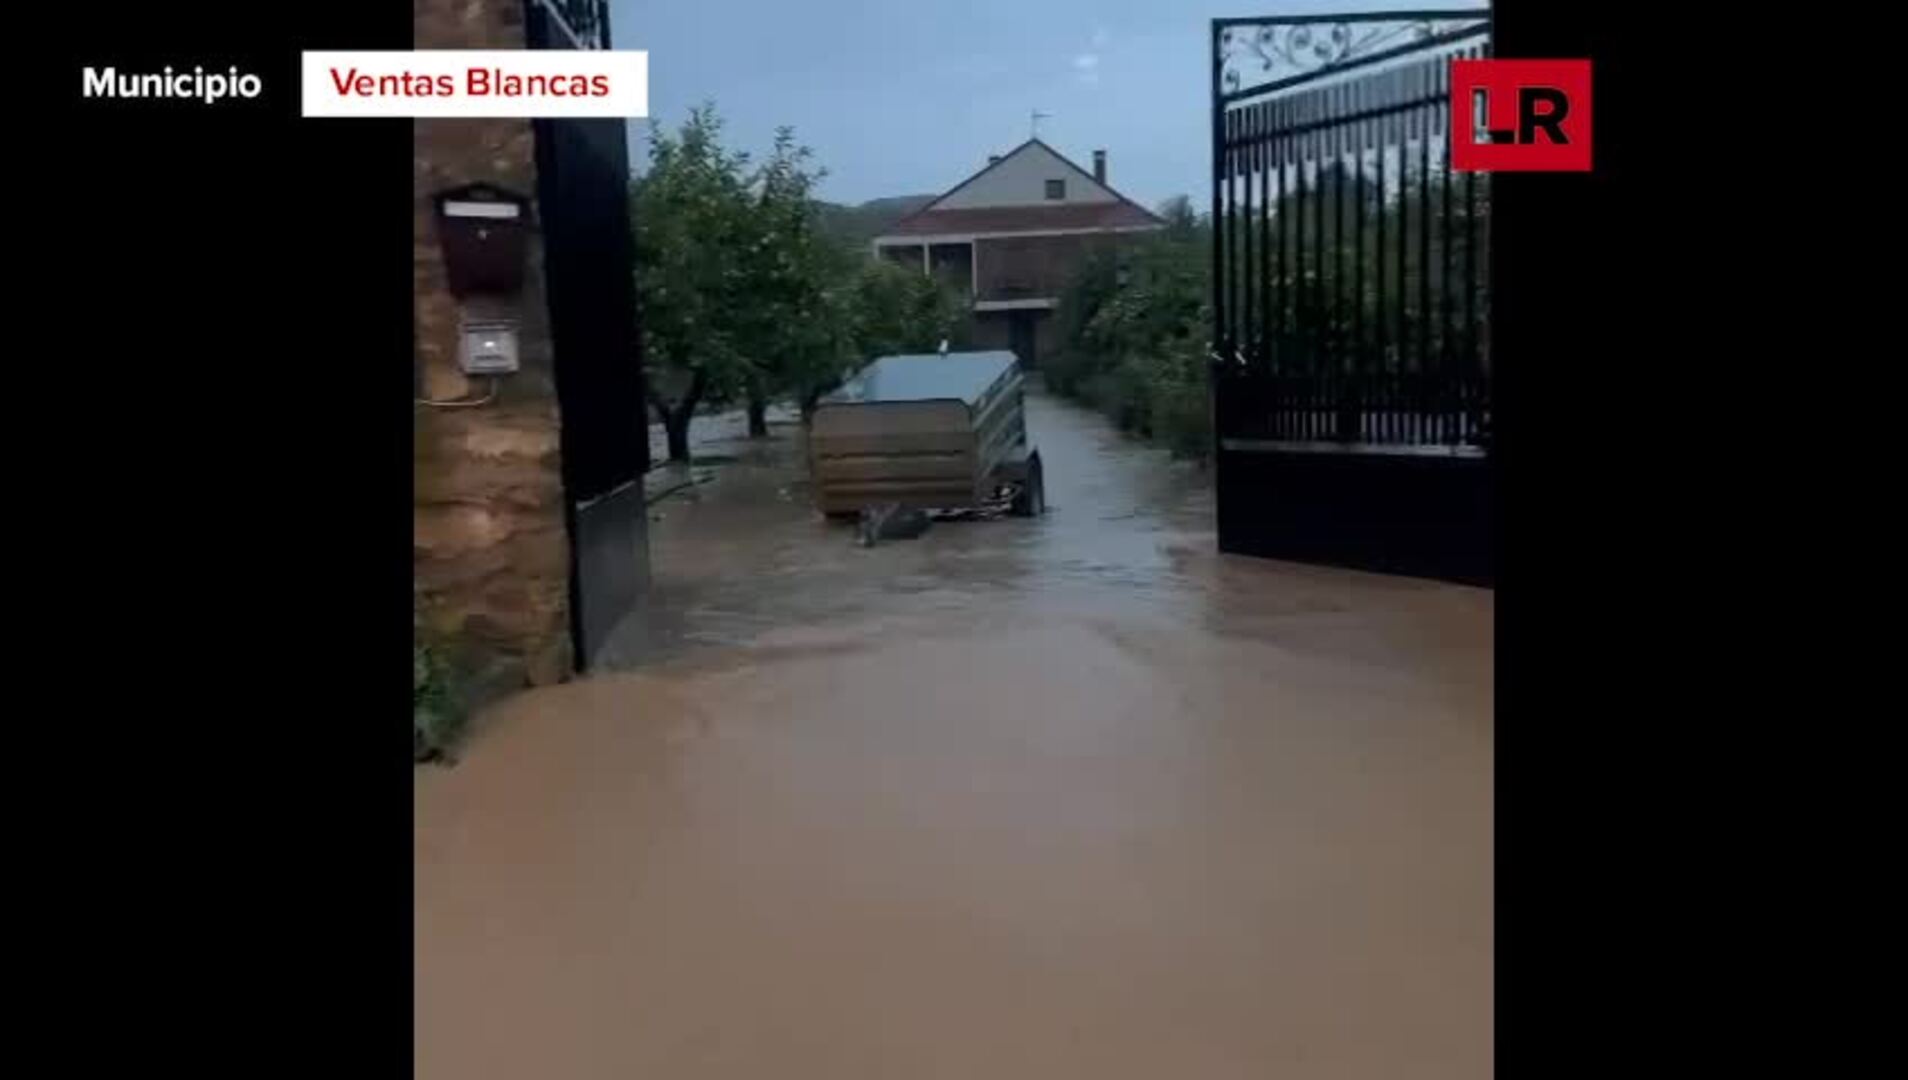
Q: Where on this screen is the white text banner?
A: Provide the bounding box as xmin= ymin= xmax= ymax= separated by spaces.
xmin=301 ymin=50 xmax=648 ymax=118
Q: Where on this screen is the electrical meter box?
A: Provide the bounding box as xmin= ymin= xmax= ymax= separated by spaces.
xmin=433 ymin=182 xmax=531 ymax=297
xmin=459 ymin=319 xmax=520 ymax=376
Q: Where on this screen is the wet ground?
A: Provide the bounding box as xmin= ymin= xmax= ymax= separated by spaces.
xmin=416 ymin=389 xmax=1494 ymax=1079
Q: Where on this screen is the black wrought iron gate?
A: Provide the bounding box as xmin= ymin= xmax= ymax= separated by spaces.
xmin=1210 ymin=9 xmax=1495 ymax=584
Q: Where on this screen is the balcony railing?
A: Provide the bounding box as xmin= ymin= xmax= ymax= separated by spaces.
xmin=979 ymin=279 xmax=1060 ymax=303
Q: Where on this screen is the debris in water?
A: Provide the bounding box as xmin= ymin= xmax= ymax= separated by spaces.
xmin=856 ymin=503 xmax=931 ymax=547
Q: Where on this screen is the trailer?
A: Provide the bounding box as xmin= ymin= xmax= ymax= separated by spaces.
xmin=809 ymin=350 xmax=1044 ymax=520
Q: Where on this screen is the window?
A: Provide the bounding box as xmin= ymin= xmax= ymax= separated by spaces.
xmin=1045 ymin=178 xmax=1065 ymax=200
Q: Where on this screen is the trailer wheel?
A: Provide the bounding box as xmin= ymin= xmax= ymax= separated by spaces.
xmin=1009 ymin=452 xmax=1045 ymax=517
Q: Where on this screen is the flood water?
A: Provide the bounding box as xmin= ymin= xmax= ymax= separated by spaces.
xmin=416 ymin=389 xmax=1494 ymax=1078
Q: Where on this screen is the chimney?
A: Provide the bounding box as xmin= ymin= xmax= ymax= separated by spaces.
xmin=1093 ymin=149 xmax=1107 ymax=183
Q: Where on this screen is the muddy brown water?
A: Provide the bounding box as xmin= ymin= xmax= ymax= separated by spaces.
xmin=417 ymin=390 xmax=1493 ymax=1078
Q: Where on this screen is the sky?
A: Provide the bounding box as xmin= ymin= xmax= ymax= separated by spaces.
xmin=611 ymin=0 xmax=1485 ymax=210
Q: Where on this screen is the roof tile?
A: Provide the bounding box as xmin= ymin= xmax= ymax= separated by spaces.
xmin=880 ymin=201 xmax=1163 ymax=238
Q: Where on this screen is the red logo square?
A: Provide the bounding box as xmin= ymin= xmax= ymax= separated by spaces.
xmin=1450 ymin=59 xmax=1592 ymax=172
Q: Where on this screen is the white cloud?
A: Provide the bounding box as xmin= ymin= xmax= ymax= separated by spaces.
xmin=1074 ymin=27 xmax=1110 ymax=86
xmin=1072 ymin=52 xmax=1101 ymax=85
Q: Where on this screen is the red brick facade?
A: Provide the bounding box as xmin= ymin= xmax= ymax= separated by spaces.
xmin=974 ymin=233 xmax=1124 ymax=303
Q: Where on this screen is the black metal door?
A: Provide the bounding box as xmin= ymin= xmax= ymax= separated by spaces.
xmin=525 ymin=0 xmax=648 ymax=669
xmin=532 ymin=112 xmax=649 ymax=669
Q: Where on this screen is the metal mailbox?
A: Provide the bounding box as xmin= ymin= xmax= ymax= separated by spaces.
xmin=432 ymin=182 xmax=531 ymax=297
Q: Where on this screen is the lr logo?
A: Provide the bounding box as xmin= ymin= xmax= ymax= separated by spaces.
xmin=1450 ymin=59 xmax=1592 ymax=172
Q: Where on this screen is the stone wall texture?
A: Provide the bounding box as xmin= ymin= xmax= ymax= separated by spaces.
xmin=414 ymin=0 xmax=572 ymax=690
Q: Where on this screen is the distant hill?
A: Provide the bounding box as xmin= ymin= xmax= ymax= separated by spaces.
xmin=814 ymin=194 xmax=937 ymax=248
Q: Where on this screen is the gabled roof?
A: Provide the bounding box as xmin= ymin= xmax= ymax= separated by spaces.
xmin=879 ymin=138 xmax=1166 ymax=240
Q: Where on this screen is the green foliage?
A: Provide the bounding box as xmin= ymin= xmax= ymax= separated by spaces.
xmin=851 ymin=259 xmax=969 ymax=358
xmin=1217 ymin=165 xmax=1491 ymax=371
xmin=1052 ymin=174 xmax=1490 ymax=460
xmin=630 ymin=104 xmax=757 ymax=410
xmin=413 ymin=620 xmax=462 ymax=758
xmin=778 ymin=240 xmax=861 ymax=415
xmin=1051 ymin=198 xmax=1215 ymax=460
xmin=732 ymin=127 xmax=839 ymax=412
xmin=632 ymin=104 xmax=970 ymax=425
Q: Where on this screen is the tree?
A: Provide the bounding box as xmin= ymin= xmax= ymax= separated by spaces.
xmin=630 ymin=104 xmax=756 ymax=461
xmin=850 ymin=259 xmax=968 ymax=361
xmin=1157 ymin=194 xmax=1199 ymax=235
xmin=1050 ymin=196 xmax=1214 ymax=459
xmin=733 ymin=127 xmax=832 ymax=436
xmin=633 ymin=105 xmax=975 ymax=453
xmin=1053 ymin=173 xmax=1491 ymax=461
xmin=782 ymin=240 xmax=863 ymax=421
xmin=1218 ymin=165 xmax=1490 ymax=374
xmin=733 ymin=129 xmax=969 ymax=428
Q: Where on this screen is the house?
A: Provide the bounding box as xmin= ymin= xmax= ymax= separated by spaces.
xmin=871 ymin=139 xmax=1165 ymax=370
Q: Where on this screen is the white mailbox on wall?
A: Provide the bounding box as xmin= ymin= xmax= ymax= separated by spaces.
xmin=459 ymin=319 xmax=520 ymax=376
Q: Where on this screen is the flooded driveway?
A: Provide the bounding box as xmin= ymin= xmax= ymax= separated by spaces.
xmin=415 ymin=389 xmax=1494 ymax=1079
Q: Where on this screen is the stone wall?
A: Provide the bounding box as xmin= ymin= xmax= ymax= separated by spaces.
xmin=413 ymin=0 xmax=572 ymax=690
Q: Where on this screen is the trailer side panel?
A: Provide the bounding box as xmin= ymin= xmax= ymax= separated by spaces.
xmin=809 ymin=400 xmax=981 ymax=513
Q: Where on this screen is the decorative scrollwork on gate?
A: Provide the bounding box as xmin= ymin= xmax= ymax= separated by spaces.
xmin=535 ymin=0 xmax=611 ymax=50
xmin=1219 ymin=16 xmax=1487 ymax=97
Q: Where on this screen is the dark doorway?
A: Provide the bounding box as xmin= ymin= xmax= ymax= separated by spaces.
xmin=1008 ymin=311 xmax=1038 ymax=370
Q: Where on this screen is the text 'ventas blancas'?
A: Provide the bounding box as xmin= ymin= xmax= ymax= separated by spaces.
xmin=297 ymin=50 xmax=645 ymax=118
xmin=325 ymin=68 xmax=612 ymax=98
